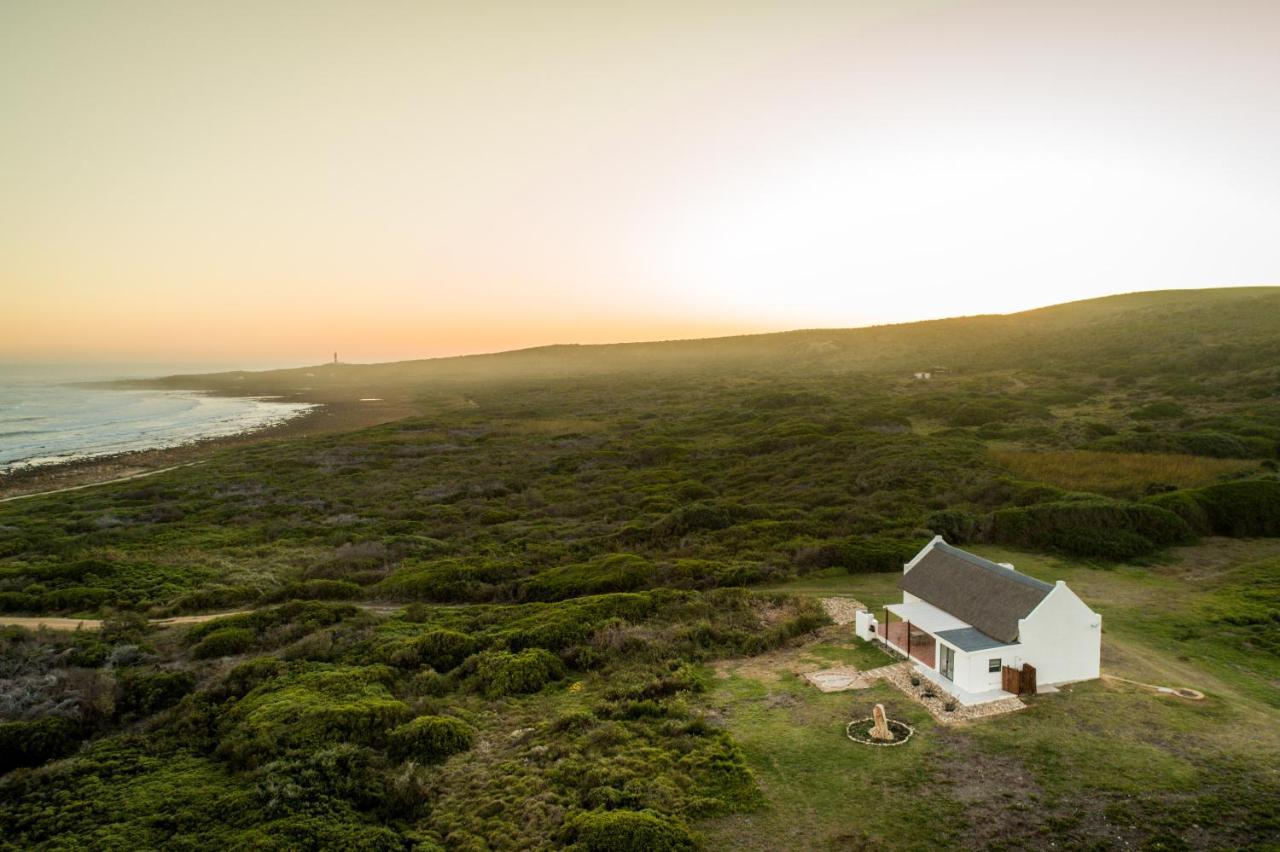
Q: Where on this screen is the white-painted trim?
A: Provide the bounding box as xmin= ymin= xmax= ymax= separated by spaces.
xmin=903 ymin=535 xmax=945 ymax=574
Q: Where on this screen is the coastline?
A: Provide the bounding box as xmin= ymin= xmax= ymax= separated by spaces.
xmin=0 ymin=397 xmax=415 ymax=501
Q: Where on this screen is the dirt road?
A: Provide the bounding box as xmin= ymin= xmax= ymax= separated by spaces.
xmin=0 ymin=603 xmax=404 ymax=632
xmin=0 ymin=462 xmax=204 ymax=504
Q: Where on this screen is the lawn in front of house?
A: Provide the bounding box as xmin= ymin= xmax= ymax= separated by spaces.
xmin=698 ymin=539 xmax=1280 ymax=848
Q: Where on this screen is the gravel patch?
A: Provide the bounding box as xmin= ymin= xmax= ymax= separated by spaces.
xmin=803 ymin=666 xmax=873 ymax=692
xmin=820 ymin=597 xmax=865 ymax=625
xmin=801 ymin=660 xmax=1025 ymax=723
xmin=876 ymin=663 xmax=1025 ymax=723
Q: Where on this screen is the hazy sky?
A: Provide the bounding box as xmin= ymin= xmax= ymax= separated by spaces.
xmin=4 ymin=1 xmax=1278 ymax=365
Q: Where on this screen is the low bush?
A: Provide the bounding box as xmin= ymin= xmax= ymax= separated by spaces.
xmin=1147 ymin=479 xmax=1280 ymax=538
xmin=1092 ymin=430 xmax=1275 ymax=460
xmin=925 ymin=509 xmax=983 ymax=543
xmin=839 ymin=536 xmax=923 ymax=574
xmin=1130 ymin=401 xmax=1187 ymax=420
xmin=383 ymin=628 xmax=478 ymax=671
xmin=183 ymin=602 xmax=360 ymax=647
xmin=0 ymin=592 xmax=38 ymax=613
xmin=0 ymin=716 xmax=81 ymax=770
xmin=566 ymin=808 xmax=698 ymax=852
xmin=217 ymin=665 xmax=410 ymax=767
xmin=650 ymin=502 xmax=752 ymax=540
xmin=214 ymin=658 xmax=287 ymax=701
xmin=387 ymin=715 xmax=475 ymax=762
xmin=39 ymin=586 xmax=112 ymax=612
xmin=191 ymin=627 xmax=256 ymax=660
xmin=230 ymin=815 xmax=403 ymax=851
xmin=990 ymin=499 xmax=1193 ymax=559
xmin=264 ymin=580 xmax=363 ymax=603
xmin=520 ymin=554 xmax=656 ymax=601
xmin=116 ymin=669 xmax=196 ymax=718
xmin=471 ymin=648 xmax=564 ymax=698
xmin=372 ymin=559 xmax=501 ymax=603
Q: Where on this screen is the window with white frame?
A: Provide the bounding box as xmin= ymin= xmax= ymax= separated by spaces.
xmin=988 ymin=658 xmax=1001 ymax=673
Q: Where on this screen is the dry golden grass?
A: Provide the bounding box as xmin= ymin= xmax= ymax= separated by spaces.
xmin=990 ymin=449 xmax=1254 ymax=497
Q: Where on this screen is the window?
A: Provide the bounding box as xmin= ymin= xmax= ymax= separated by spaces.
xmin=988 ymin=658 xmax=1002 ymax=673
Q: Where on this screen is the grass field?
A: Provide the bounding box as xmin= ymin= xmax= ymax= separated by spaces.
xmin=989 ymin=449 xmax=1257 ymax=498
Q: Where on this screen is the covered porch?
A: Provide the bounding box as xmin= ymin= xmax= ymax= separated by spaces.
xmin=875 ymin=599 xmax=968 ymax=670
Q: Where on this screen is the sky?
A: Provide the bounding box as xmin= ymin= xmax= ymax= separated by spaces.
xmin=3 ymin=0 xmax=1279 ymax=367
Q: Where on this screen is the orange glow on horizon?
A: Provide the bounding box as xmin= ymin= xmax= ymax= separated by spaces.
xmin=4 ymin=1 xmax=1279 ymax=366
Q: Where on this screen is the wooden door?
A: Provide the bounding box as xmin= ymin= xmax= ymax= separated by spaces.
xmin=1001 ymin=665 xmax=1020 ymax=694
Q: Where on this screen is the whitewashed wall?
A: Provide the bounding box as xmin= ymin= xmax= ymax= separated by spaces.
xmin=1015 ymin=582 xmax=1102 ymax=686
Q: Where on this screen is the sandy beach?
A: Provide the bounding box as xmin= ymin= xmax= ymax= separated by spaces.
xmin=0 ymin=397 xmax=413 ymax=501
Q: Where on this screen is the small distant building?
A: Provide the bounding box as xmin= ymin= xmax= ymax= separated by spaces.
xmin=912 ymin=371 xmax=932 ymax=380
xmin=856 ymin=537 xmax=1101 ymax=704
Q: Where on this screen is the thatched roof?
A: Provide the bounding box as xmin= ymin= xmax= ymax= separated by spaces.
xmin=899 ymin=542 xmax=1052 ymax=644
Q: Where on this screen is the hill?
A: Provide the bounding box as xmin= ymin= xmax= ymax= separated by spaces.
xmin=123 ymin=287 xmax=1280 ymax=402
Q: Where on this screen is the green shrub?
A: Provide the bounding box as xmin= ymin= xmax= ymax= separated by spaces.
xmin=1092 ymin=430 xmax=1275 ymax=459
xmin=472 ymin=648 xmax=564 ymax=698
xmin=217 ymin=665 xmax=411 ymax=767
xmin=1148 ymin=479 xmax=1280 ymax=538
xmin=183 ymin=602 xmax=359 ymax=646
xmin=387 ymin=715 xmax=475 ymax=762
xmin=385 ymin=628 xmax=477 ymax=671
xmin=116 ymin=669 xmax=196 ymax=718
xmin=520 ymin=554 xmax=656 ymax=601
xmin=230 ymin=815 xmax=403 ymax=851
xmin=408 ymin=669 xmax=452 ymax=696
xmin=0 ymin=592 xmax=38 ymax=613
xmin=567 ymin=808 xmax=697 ymax=852
xmin=925 ymin=509 xmax=983 ymax=544
xmin=651 ymin=502 xmax=747 ymax=539
xmin=191 ymin=627 xmax=256 ymax=659
xmin=215 ymin=657 xmax=287 ymax=700
xmin=253 ymin=743 xmax=392 ymax=817
xmin=40 ymin=586 xmax=112 ymax=612
xmin=990 ymin=499 xmax=1193 ymax=559
xmin=1145 ymin=489 xmax=1214 ymax=536
xmin=1130 ymin=401 xmax=1187 ymax=420
xmin=0 ymin=717 xmax=81 ymax=770
xmin=413 ymin=629 xmax=477 ymax=671
xmin=372 ymin=559 xmax=499 ymax=603
xmin=266 ymin=579 xmax=362 ymax=603
xmin=793 ymin=535 xmax=918 ymax=574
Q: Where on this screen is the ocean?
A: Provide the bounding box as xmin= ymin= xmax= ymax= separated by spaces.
xmin=0 ymin=364 xmax=315 ymax=473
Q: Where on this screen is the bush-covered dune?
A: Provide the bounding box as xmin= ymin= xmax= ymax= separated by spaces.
xmin=2 ymin=287 xmax=1279 ymax=848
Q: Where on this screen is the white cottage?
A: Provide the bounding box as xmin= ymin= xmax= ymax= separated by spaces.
xmin=856 ymin=537 xmax=1101 ymax=704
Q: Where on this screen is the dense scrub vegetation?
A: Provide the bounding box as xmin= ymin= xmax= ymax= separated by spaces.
xmin=0 ymin=592 xmax=819 ymax=848
xmin=2 ymin=288 xmax=1280 ymax=847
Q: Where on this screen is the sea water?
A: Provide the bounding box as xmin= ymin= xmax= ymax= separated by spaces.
xmin=0 ymin=364 xmax=315 ymax=473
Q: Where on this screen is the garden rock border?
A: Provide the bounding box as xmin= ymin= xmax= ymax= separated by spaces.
xmin=846 ymin=717 xmax=914 ymax=746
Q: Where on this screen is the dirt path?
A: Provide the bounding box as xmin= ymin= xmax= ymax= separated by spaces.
xmin=0 ymin=610 xmax=243 ymax=632
xmin=0 ymin=462 xmax=205 ymax=503
xmin=1101 ymin=673 xmax=1205 ymax=700
xmin=0 ymin=603 xmax=406 ymax=632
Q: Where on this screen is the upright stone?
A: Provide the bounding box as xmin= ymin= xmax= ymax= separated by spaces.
xmin=870 ymin=703 xmax=893 ymax=741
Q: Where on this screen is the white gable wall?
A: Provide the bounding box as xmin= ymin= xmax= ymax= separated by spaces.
xmin=1014 ymin=581 xmax=1102 ymax=686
